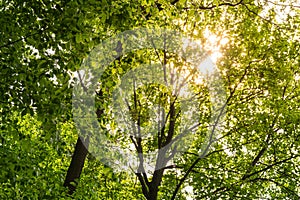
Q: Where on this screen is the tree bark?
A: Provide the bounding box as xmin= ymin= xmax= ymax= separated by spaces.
xmin=63 ymin=136 xmax=89 ymax=194
xmin=148 ymin=169 xmax=164 ymax=200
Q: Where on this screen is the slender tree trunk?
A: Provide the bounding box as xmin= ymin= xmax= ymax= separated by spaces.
xmin=138 ymin=168 xmax=164 ymax=200
xmin=64 ymin=136 xmax=89 ymax=194
xmin=147 ymin=187 xmax=159 ymax=200
xmin=64 ymin=104 xmax=103 ymax=194
xmin=147 ymin=177 xmax=163 ymax=199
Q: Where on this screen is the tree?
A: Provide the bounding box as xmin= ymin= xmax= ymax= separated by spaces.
xmin=1 ymin=0 xmax=300 ymax=199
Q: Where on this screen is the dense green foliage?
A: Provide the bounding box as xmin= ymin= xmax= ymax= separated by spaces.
xmin=1 ymin=0 xmax=300 ymax=199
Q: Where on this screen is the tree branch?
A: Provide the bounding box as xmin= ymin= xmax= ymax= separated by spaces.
xmin=183 ymin=0 xmax=244 ymax=10
xmin=242 ymin=154 xmax=300 ymax=180
xmin=264 ymin=0 xmax=300 ymax=9
xmin=242 ymin=2 xmax=287 ymax=30
xmin=251 ymin=177 xmax=300 ymax=198
xmin=0 ymin=32 xmax=39 ymax=49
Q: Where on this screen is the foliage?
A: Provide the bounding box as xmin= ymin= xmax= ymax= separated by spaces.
xmin=1 ymin=0 xmax=300 ymax=199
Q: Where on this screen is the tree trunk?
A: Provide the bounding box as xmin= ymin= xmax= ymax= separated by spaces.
xmin=147 ymin=185 xmax=159 ymax=200
xmin=63 ymin=136 xmax=89 ymax=194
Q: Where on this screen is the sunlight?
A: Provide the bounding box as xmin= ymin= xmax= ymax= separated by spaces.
xmin=173 ymin=18 xmax=229 ymax=63
xmin=172 ymin=28 xmax=229 ymax=86
xmin=202 ymin=28 xmax=229 ymax=63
